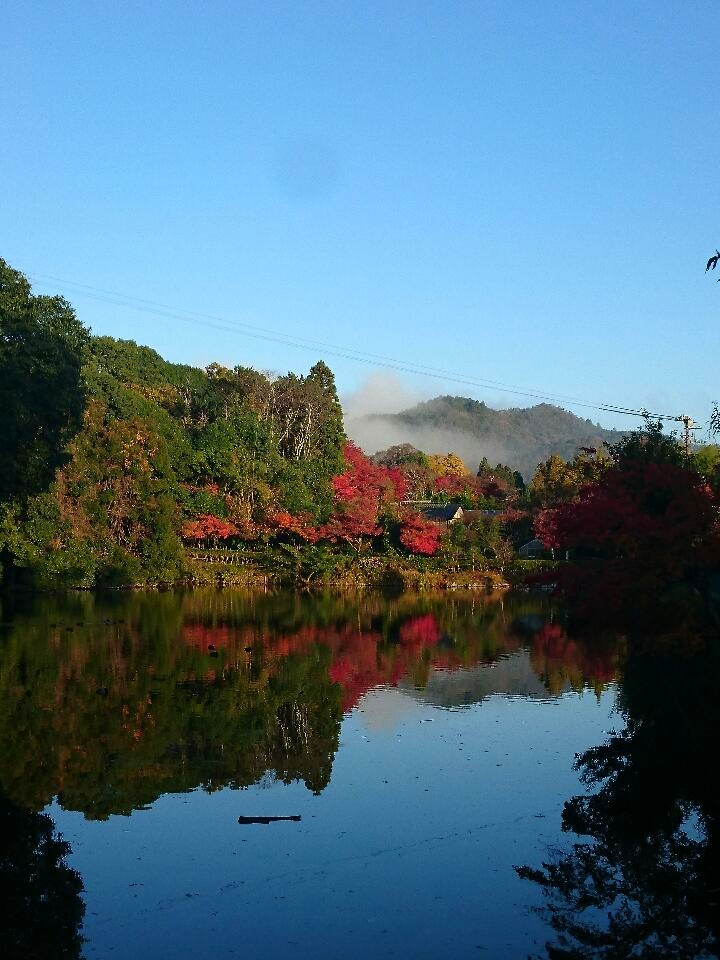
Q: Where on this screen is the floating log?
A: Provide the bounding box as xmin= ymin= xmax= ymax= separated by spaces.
xmin=237 ymin=815 xmax=301 ymax=825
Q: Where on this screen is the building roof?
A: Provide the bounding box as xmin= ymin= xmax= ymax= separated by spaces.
xmin=518 ymin=538 xmax=551 ymax=558
xmin=419 ymin=503 xmax=464 ymax=523
xmin=461 ymin=509 xmax=505 ymax=522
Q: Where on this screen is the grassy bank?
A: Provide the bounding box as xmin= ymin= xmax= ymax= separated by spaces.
xmin=181 ymin=548 xmax=557 ymax=594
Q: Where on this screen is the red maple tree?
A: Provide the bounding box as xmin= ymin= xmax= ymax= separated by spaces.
xmin=535 ymin=460 xmax=720 ymax=623
xmin=181 ymin=514 xmax=239 ymax=544
xmin=398 ymin=510 xmax=443 ymax=555
xmin=318 ymin=442 xmax=407 ymax=547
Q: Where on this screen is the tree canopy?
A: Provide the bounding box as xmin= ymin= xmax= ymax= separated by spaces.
xmin=0 ymin=259 xmax=89 ymax=501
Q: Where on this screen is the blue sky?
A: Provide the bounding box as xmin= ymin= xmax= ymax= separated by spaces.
xmin=2 ymin=1 xmax=718 ymax=430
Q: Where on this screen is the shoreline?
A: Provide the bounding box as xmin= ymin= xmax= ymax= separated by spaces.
xmin=1 ymin=558 xmax=538 ymax=596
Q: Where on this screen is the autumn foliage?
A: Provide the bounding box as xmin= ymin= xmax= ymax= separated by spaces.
xmin=317 ymin=442 xmax=407 ymax=546
xmin=269 ymin=510 xmax=320 ymax=542
xmin=178 ymin=605 xmax=619 ymax=714
xmin=260 ymin=443 xmax=448 ymax=556
xmin=535 ymin=459 xmax=720 ymax=623
xmin=398 ymin=510 xmax=443 ymax=555
xmin=434 ymin=471 xmax=507 ymax=504
xmin=181 ymin=514 xmax=240 ymax=543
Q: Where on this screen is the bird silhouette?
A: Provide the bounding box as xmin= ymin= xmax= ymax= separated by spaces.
xmin=706 ymin=250 xmax=720 ymax=274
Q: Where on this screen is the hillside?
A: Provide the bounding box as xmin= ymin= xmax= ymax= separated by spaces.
xmin=2 ymin=258 xmax=633 ymax=590
xmin=345 ymin=396 xmax=623 ymax=480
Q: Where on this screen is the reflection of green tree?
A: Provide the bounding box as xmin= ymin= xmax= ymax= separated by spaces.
xmin=517 ymin=640 xmax=720 ymax=958
xmin=0 ymin=593 xmax=343 ymax=816
xmin=0 ymin=790 xmax=85 ymax=959
xmin=0 ymin=590 xmax=618 ymax=819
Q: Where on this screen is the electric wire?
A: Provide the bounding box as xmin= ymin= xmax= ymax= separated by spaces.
xmin=27 ymin=270 xmax=613 ymax=408
xmin=26 ymin=270 xmax=696 ymax=426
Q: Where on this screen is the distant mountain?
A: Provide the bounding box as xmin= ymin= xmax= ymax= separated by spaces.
xmin=345 ymin=396 xmax=623 ymax=480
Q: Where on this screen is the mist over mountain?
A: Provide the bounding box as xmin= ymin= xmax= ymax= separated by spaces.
xmin=345 ymin=395 xmax=623 ymax=480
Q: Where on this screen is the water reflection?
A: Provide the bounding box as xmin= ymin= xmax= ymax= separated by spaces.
xmin=0 ymin=590 xmax=618 ymax=821
xmin=517 ymin=635 xmax=720 ymax=958
xmin=0 ymin=788 xmax=85 ymax=959
xmin=0 ymin=589 xmax=628 ymax=958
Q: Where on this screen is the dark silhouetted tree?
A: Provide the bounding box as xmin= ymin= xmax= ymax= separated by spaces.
xmin=0 ymin=792 xmax=85 ymax=959
xmin=517 ymin=638 xmax=720 ymax=958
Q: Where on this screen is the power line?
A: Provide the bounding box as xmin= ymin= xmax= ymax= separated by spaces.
xmin=27 ymin=270 xmax=610 ymax=407
xmin=26 ymin=269 xmax=697 ymax=428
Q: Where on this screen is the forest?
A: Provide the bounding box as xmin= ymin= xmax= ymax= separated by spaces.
xmin=0 ymin=259 xmax=532 ymax=591
xmin=3 ymin=256 xmax=720 ymax=617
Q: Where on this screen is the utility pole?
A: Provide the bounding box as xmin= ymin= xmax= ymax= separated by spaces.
xmin=677 ymin=415 xmax=698 ymax=457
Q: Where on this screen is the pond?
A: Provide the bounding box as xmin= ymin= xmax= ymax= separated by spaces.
xmin=3 ymin=587 xmax=710 ymax=959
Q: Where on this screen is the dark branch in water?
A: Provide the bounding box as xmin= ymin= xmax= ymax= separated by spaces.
xmin=238 ymin=815 xmax=302 ymax=825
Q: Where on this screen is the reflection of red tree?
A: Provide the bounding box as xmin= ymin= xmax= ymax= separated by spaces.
xmin=398 ymin=614 xmax=441 ymax=651
xmin=180 ymin=610 xmax=617 ymax=713
xmin=287 ymin=615 xmax=452 ymax=710
xmin=183 ymin=623 xmax=240 ymax=651
xmin=181 ymin=614 xmax=451 ymax=711
xmin=328 ymin=630 xmax=387 ymax=710
xmin=529 ymin=622 xmax=618 ymax=694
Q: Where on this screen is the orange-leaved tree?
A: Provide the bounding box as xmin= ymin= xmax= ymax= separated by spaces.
xmin=181 ymin=514 xmax=240 ymax=546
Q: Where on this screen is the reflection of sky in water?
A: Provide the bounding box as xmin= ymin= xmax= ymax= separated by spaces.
xmin=52 ymin=684 xmax=615 ymax=959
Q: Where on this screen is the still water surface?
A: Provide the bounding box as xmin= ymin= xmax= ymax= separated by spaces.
xmin=0 ymin=589 xmax=621 ymax=958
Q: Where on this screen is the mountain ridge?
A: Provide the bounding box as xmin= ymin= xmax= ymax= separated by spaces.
xmin=345 ymin=395 xmax=624 ymax=480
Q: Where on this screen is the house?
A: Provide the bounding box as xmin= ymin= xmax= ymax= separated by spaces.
xmin=518 ymin=538 xmax=554 ymax=560
xmin=417 ymin=503 xmax=464 ymax=526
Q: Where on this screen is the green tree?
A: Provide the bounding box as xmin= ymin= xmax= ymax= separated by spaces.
xmin=0 ymin=260 xmax=89 ymax=502
xmin=606 ymin=417 xmax=684 ymax=468
xmin=59 ymin=401 xmax=183 ymax=584
xmin=267 ymin=362 xmax=346 ymax=521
